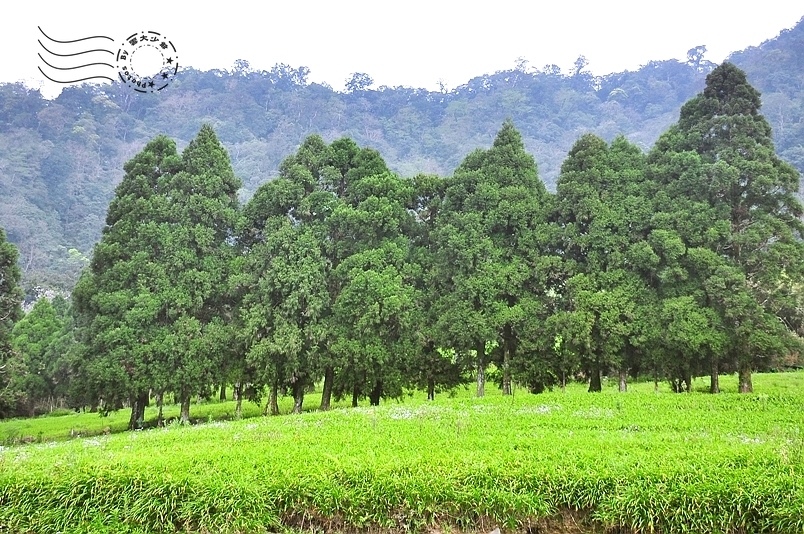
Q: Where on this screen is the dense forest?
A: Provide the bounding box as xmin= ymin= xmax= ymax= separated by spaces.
xmin=1 ymin=16 xmax=804 ymax=293
xmin=1 ymin=62 xmax=802 ymax=424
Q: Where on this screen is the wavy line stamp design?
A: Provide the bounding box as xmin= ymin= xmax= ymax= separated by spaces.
xmin=37 ymin=26 xmax=179 ymax=93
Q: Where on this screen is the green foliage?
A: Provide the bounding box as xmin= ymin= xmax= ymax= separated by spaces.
xmin=72 ymin=126 xmax=241 ymax=426
xmin=433 ymin=121 xmax=551 ymax=397
xmin=551 ymin=134 xmax=652 ymax=391
xmin=238 ymin=215 xmax=329 ymax=412
xmin=7 ymin=17 xmax=804 ymax=293
xmin=10 ymin=298 xmax=69 ymax=415
xmin=0 ymin=34 xmax=722 ymax=292
xmin=236 ymin=133 xmax=411 ymax=410
xmin=71 ymin=134 xmax=181 ymax=420
xmin=0 ymin=227 xmax=22 ymax=334
xmin=0 ymin=227 xmax=24 ymax=417
xmin=5 ymin=56 xmax=804 ymax=436
xmin=406 ymin=173 xmax=472 ymax=398
xmin=648 ymin=62 xmax=804 ymax=391
xmin=331 ymin=240 xmax=417 ymax=404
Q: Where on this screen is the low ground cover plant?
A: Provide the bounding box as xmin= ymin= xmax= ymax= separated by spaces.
xmin=1 ymin=372 xmax=803 ymax=533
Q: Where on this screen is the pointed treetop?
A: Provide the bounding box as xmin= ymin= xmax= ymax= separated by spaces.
xmin=106 ymin=135 xmax=180 ymax=228
xmin=702 ymin=62 xmax=761 ymax=114
xmin=675 ymin=62 xmax=774 ymax=156
xmin=484 ymin=120 xmax=543 ymax=194
xmin=492 ymin=119 xmax=524 ymax=150
xmin=561 ymin=133 xmax=608 ymax=176
xmin=181 ymin=124 xmax=239 ymax=186
xmin=678 ymin=62 xmax=764 ymax=132
xmin=119 ymin=135 xmax=180 ymax=190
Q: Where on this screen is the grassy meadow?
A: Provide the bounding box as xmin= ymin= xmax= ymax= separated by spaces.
xmin=1 ymin=372 xmax=803 ymax=533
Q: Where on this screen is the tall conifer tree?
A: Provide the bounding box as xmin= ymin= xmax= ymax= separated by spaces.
xmin=0 ymin=227 xmax=24 ymax=417
xmin=434 ymin=121 xmax=550 ymax=396
xmin=649 ymin=63 xmax=804 ymax=392
xmin=552 ymin=134 xmax=652 ymax=392
xmin=73 ymin=125 xmax=241 ymax=427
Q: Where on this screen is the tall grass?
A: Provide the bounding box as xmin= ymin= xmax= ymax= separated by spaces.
xmin=1 ymin=372 xmax=803 ymax=533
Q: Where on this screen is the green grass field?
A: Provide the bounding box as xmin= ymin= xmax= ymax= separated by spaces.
xmin=1 ymin=372 xmax=804 ymax=533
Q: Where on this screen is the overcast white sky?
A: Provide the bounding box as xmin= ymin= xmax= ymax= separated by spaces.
xmin=5 ymin=1 xmax=803 ymax=99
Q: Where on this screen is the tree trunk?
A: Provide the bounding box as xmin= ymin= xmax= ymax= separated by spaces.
xmin=235 ymin=383 xmax=243 ymax=419
xmin=292 ymin=380 xmax=304 ymax=414
xmin=588 ymin=360 xmax=602 ymax=392
xmin=351 ymin=384 xmax=359 ymax=408
xmin=561 ymin=370 xmax=566 ymax=393
xmin=219 ymin=383 xmax=226 ymax=401
xmin=127 ymin=390 xmax=148 ymax=430
xmin=618 ymin=368 xmax=627 ymax=392
xmin=738 ymin=362 xmax=753 ymax=393
xmin=502 ymin=329 xmax=512 ymax=396
xmin=502 ymin=351 xmax=512 ymax=396
xmin=156 ymin=392 xmax=164 ymax=427
xmin=671 ymin=378 xmax=682 ymax=393
xmin=706 ymin=295 xmax=719 ymax=394
xmin=369 ymin=381 xmax=382 ymax=406
xmin=427 ymin=377 xmax=435 ymax=401
xmin=710 ymin=358 xmax=720 ymax=394
xmin=268 ymin=382 xmax=279 ymax=415
xmin=529 ymin=382 xmax=545 ymax=394
xmin=126 ymin=402 xmax=136 ymax=430
xmin=180 ymin=391 xmax=190 ymax=424
xmin=319 ymin=366 xmax=334 ymax=410
xmin=476 ymin=341 xmax=486 ymax=398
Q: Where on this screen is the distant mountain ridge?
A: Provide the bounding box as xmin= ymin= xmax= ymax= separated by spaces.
xmin=1 ymin=16 xmax=803 ymax=293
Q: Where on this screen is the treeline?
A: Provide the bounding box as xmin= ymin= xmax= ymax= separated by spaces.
xmin=1 ymin=63 xmax=803 ymax=425
xmin=2 ymin=55 xmax=710 ymax=293
xmin=4 ymin=15 xmax=804 ymax=294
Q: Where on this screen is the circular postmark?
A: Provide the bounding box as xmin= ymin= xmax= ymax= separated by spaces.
xmin=116 ymin=31 xmax=179 ymax=93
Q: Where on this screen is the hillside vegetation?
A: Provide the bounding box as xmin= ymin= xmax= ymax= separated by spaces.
xmin=1 ymin=62 xmax=802 ymax=425
xmin=1 ymin=17 xmax=803 ymax=291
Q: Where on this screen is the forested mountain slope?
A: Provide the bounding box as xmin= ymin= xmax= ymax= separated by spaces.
xmin=1 ymin=16 xmax=803 ymax=292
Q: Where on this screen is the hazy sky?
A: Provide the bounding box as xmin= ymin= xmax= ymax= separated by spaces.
xmin=6 ymin=1 xmax=803 ymax=98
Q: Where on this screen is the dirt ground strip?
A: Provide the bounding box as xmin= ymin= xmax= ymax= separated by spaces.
xmin=274 ymin=510 xmax=611 ymax=534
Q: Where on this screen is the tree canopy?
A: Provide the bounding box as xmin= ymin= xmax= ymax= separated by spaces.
xmin=649 ymin=62 xmax=804 ymax=392
xmin=7 ymin=17 xmax=804 ymax=293
xmin=0 ymin=227 xmax=23 ymax=417
xmin=72 ymin=125 xmax=241 ymax=427
xmin=2 ymin=61 xmax=804 ymax=422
